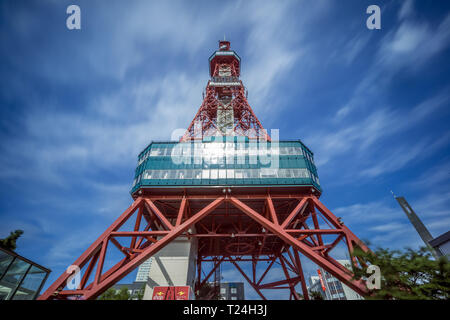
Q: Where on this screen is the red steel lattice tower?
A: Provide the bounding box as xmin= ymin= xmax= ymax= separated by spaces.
xmin=38 ymin=41 xmax=370 ymax=300
xmin=182 ymin=40 xmax=270 ymax=141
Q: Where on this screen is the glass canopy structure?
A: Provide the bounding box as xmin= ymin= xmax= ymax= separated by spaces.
xmin=0 ymin=247 xmax=50 ymax=300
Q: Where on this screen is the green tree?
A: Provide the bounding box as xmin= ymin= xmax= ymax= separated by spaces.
xmin=195 ymin=283 xmax=222 ymax=300
xmin=0 ymin=230 xmax=24 ymax=251
xmin=133 ymin=284 xmax=145 ymax=300
xmin=309 ymin=290 xmax=324 ymax=300
xmin=98 ymin=287 xmax=131 ymax=300
xmin=295 ymin=292 xmax=304 ymax=300
xmin=352 ymin=245 xmax=450 ymax=300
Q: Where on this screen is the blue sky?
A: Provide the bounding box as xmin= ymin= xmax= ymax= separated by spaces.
xmin=1 ymin=0 xmax=449 ymax=299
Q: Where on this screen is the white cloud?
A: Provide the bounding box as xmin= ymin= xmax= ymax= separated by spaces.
xmin=410 ymin=161 xmax=450 ymax=190
xmin=360 ymin=132 xmax=450 ymax=178
xmin=305 ymin=88 xmax=450 ymax=181
xmin=398 ymin=0 xmax=414 ymax=21
xmin=377 ymin=13 xmax=450 ymax=70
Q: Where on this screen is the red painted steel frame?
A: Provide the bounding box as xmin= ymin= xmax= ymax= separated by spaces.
xmin=38 ymin=191 xmax=370 ymax=300
xmin=181 ymin=42 xmax=270 ymax=142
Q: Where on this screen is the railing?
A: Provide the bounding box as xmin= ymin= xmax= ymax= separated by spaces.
xmin=211 ymin=76 xmax=239 ymax=83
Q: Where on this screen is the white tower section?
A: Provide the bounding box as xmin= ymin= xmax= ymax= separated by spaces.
xmin=136 ymin=232 xmax=198 ymax=300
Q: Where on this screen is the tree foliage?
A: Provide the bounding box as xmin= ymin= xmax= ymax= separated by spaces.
xmin=0 ymin=230 xmax=24 ymax=251
xmin=195 ymin=282 xmax=222 ymax=300
xmin=98 ymin=285 xmax=145 ymax=300
xmin=98 ymin=287 xmax=131 ymax=300
xmin=309 ymin=290 xmax=324 ymax=300
xmin=352 ymin=245 xmax=450 ymax=300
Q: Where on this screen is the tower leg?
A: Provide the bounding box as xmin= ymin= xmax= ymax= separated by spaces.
xmin=39 ymin=192 xmax=370 ymax=300
xmin=38 ymin=197 xmax=224 ymax=300
xmin=229 ymin=196 xmax=370 ymax=297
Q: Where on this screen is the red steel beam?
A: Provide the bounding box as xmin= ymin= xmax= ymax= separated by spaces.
xmin=258 ymin=276 xmax=303 ymax=289
xmin=81 ymin=197 xmax=225 ymax=299
xmin=281 ymin=198 xmax=308 ymax=229
xmin=285 ymin=229 xmax=344 ymax=234
xmin=176 ymin=197 xmax=187 ymax=227
xmin=38 ymin=197 xmax=144 ymax=300
xmin=293 ymin=249 xmax=309 ymax=300
xmin=144 ymin=199 xmax=174 ymax=231
xmin=229 ymin=259 xmax=266 ymax=300
xmin=229 ymin=196 xmax=369 ymax=296
xmin=266 ymin=196 xmax=279 ymax=225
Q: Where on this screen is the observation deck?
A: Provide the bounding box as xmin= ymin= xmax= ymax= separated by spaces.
xmin=131 ymin=136 xmax=321 ymax=196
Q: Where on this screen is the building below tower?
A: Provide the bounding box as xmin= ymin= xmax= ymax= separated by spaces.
xmin=220 ymin=282 xmax=245 ymax=300
xmin=429 ymin=231 xmax=450 ymax=257
xmin=135 ymin=234 xmax=198 ymax=300
xmin=308 ymin=260 xmax=364 ymax=300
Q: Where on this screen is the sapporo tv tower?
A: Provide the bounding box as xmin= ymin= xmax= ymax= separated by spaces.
xmin=39 ymin=41 xmax=370 ymax=300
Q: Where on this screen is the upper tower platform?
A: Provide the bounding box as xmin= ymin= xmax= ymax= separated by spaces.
xmin=208 ymin=40 xmax=241 ymax=77
xmin=131 ymin=41 xmax=321 ymax=196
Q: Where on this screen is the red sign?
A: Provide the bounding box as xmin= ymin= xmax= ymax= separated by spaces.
xmin=152 ymin=286 xmax=192 ymax=300
xmin=317 ymin=269 xmax=326 ymax=292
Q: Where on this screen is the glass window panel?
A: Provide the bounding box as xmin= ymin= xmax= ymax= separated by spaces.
xmin=168 ymin=170 xmax=177 ymax=179
xmin=249 ymin=148 xmax=258 ymax=156
xmin=181 ymin=146 xmax=191 ymax=156
xmin=280 ymin=146 xmax=289 ymax=155
xmin=161 ymin=170 xmax=169 ymax=179
xmin=250 ymin=169 xmax=259 ymax=178
xmin=202 ymin=169 xmax=210 ymax=179
xmin=0 ymin=251 xmax=14 ymax=279
xmin=150 ymin=149 xmax=159 ymax=156
xmin=225 ymin=142 xmax=234 ymax=149
xmin=219 ymin=169 xmax=226 ymax=179
xmin=227 ymin=169 xmax=235 ymax=179
xmin=193 ymin=170 xmax=202 ymax=179
xmin=258 ymin=148 xmax=267 ymax=157
xmin=303 ymin=169 xmax=311 ymax=178
xmin=176 ymin=170 xmax=185 ymax=179
xmin=235 ymin=170 xmax=243 ymax=179
xmin=292 ymin=169 xmax=303 ymax=178
xmin=184 ymin=170 xmax=193 ymax=179
xmin=260 ymin=168 xmax=277 ymax=178
xmin=294 ymin=147 xmax=303 ymax=156
xmin=285 ymin=169 xmax=293 ymax=178
xmin=0 ymin=258 xmax=30 ymax=299
xmin=243 ymin=169 xmax=251 ymax=179
xmin=210 ymin=169 xmax=218 ymax=179
xmin=12 ymin=265 xmax=46 ymax=300
xmin=152 ymin=170 xmax=161 ymax=179
xmin=288 ymin=147 xmax=295 ymax=155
